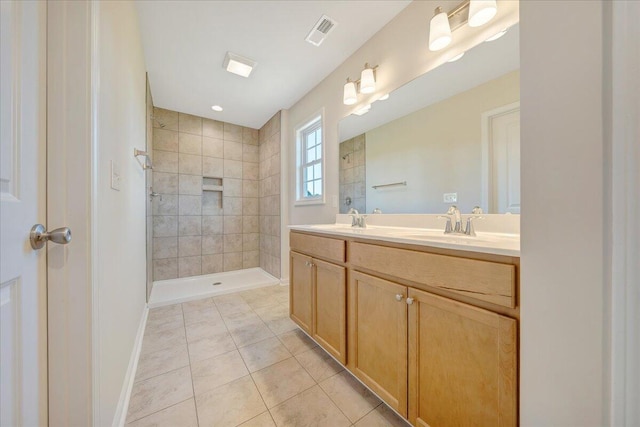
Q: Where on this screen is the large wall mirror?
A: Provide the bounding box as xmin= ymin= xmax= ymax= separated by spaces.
xmin=338 ymin=24 xmax=520 ymax=215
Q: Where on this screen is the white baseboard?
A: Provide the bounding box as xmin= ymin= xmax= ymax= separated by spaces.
xmin=279 ymin=279 xmax=290 ymax=286
xmin=112 ymin=306 xmax=148 ymax=427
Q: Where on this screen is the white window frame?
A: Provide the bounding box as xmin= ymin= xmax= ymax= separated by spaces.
xmin=295 ymin=111 xmax=325 ymax=205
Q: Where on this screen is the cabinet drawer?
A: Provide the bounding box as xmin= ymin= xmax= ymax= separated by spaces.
xmin=290 ymin=232 xmax=346 ymax=263
xmin=350 ymin=242 xmax=516 ymax=308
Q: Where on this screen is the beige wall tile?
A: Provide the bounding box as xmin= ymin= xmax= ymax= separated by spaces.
xmin=203 ymin=137 xmax=224 ymax=158
xmin=179 ymin=216 xmax=202 ymax=236
xmin=202 ymin=216 xmax=223 ymax=235
xmin=225 ymin=177 xmax=243 ymax=196
xmin=179 ymin=236 xmax=202 ymax=257
xmin=243 ymin=251 xmax=260 ymax=269
xmin=153 ymin=172 xmax=178 ymax=194
xmin=153 ymin=216 xmax=177 ymax=237
xmin=223 ymin=123 xmax=243 ymax=142
xmin=202 ymin=235 xmax=223 ymax=255
xmin=179 ymin=153 xmax=202 ymax=175
xmin=202 ymin=254 xmax=223 ymax=274
xmin=153 ymin=108 xmax=179 ymax=131
xmin=153 ymin=258 xmax=178 ymax=281
xmin=153 ymin=237 xmax=178 ymax=259
xmin=203 ymin=157 xmax=223 ymax=177
xmin=223 ymin=252 xmax=243 ymax=272
xmin=224 ymin=160 xmax=243 ymax=179
xmin=243 ymin=233 xmax=260 ymax=251
xmin=179 ymin=174 xmax=202 ymax=195
xmin=203 ymin=192 xmax=224 ymax=216
xmin=179 ymin=113 xmax=202 ymax=135
xmin=179 ymin=132 xmax=202 ymax=155
xmin=243 ymin=180 xmax=259 ymax=198
xmin=224 ymin=234 xmax=243 ymax=253
xmin=224 ymin=197 xmax=243 ymax=216
xmin=179 ymin=195 xmax=202 ymax=216
xmin=153 ymin=150 xmax=179 ymax=173
xmin=152 ymin=194 xmax=178 ymax=215
xmin=224 ymin=216 xmax=243 ymax=234
xmin=179 ymin=256 xmax=202 ymax=278
xmin=153 ymin=128 xmax=179 ymax=152
xmin=243 ymin=144 xmax=259 ymax=163
xmin=203 ymin=118 xmax=223 ymax=139
xmin=224 ymin=140 xmax=243 ymax=161
xmin=243 ymin=127 xmax=259 ymax=146
xmin=243 ymin=163 xmax=259 ymax=180
xmin=243 ymin=198 xmax=259 ymax=216
xmin=243 ymin=216 xmax=259 ymax=233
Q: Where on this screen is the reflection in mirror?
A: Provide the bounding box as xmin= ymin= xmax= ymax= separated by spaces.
xmin=339 ymin=24 xmax=520 ymax=215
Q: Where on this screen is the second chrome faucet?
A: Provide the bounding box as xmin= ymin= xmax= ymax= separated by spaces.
xmin=438 ymin=205 xmax=483 ymax=236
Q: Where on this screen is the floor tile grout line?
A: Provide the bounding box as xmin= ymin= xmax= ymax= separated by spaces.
xmin=180 ymin=302 xmax=202 ymax=427
xmin=315 ymin=375 xmax=357 ymax=425
xmin=124 ymin=397 xmax=195 ymax=426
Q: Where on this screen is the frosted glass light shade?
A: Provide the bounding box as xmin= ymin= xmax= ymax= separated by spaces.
xmin=429 ymin=8 xmax=452 ymax=51
xmin=343 ymin=80 xmax=357 ymax=105
xmin=468 ymin=0 xmax=497 ymax=27
xmin=360 ymin=66 xmax=375 ymax=94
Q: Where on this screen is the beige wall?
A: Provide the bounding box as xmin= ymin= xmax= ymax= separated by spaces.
xmin=365 ymin=70 xmax=519 ymax=214
xmin=259 ymin=112 xmax=282 ymax=278
xmin=151 ymin=108 xmax=261 ymax=279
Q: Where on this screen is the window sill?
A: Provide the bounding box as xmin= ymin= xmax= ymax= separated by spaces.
xmin=294 ymin=197 xmax=325 ymax=207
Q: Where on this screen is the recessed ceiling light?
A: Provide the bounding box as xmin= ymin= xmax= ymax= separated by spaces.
xmin=378 ymin=94 xmax=390 ymax=101
xmin=485 ymin=29 xmax=507 ymax=42
xmin=211 ymin=105 xmax=223 ymax=112
xmin=223 ymin=52 xmax=256 ymax=78
xmin=448 ymin=52 xmax=465 ymax=62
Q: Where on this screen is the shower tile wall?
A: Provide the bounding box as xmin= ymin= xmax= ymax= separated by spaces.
xmin=339 ymin=134 xmax=366 ymax=214
xmin=259 ymin=111 xmax=281 ymax=278
xmin=152 ymin=108 xmax=260 ymax=280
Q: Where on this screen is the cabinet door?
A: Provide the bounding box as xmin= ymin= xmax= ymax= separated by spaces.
xmin=312 ymin=258 xmax=347 ymax=364
xmin=408 ymin=288 xmax=517 ymax=427
xmin=290 ymin=251 xmax=313 ymax=334
xmin=349 ymin=271 xmax=408 ymax=417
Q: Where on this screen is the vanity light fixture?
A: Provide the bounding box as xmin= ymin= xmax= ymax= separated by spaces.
xmin=211 ymin=105 xmax=223 ymax=112
xmin=468 ymin=0 xmax=497 ymax=27
xmin=427 ymin=0 xmax=498 ymax=52
xmin=429 ymin=7 xmax=452 ymax=51
xmin=485 ymin=28 xmax=507 ymax=42
xmin=223 ymin=51 xmax=256 ymax=78
xmin=342 ymin=63 xmax=379 ymax=105
xmin=353 ymin=104 xmax=371 ymax=116
xmin=343 ymin=79 xmax=358 ymax=105
xmin=448 ymin=52 xmax=465 ymax=62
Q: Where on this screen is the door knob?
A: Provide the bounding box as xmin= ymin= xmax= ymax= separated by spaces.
xmin=30 ymin=224 xmax=72 ymax=250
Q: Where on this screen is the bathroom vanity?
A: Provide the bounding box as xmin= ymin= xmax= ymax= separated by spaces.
xmin=289 ymin=221 xmax=519 ymax=427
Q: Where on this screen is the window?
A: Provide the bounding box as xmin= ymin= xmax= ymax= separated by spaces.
xmin=296 ymin=114 xmax=324 ymax=204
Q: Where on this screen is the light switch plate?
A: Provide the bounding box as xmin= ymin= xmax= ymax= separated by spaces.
xmin=111 ymin=160 xmax=121 ymax=191
xmin=443 ymin=192 xmax=457 ymax=203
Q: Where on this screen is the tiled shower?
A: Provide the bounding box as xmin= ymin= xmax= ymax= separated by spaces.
xmin=150 ymin=108 xmax=281 ymax=282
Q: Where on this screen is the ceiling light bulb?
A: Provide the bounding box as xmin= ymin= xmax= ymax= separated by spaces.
xmin=429 ymin=7 xmax=452 ymax=51
xmin=378 ymin=94 xmax=390 ymax=101
xmin=448 ymin=52 xmax=465 ymax=62
xmin=468 ymin=0 xmax=497 ymax=27
xmin=485 ymin=28 xmax=507 ymax=42
xmin=211 ymin=105 xmax=223 ymax=112
xmin=353 ymin=104 xmax=371 ymax=116
xmin=360 ymin=64 xmax=376 ymax=94
xmin=343 ymin=79 xmax=357 ymax=105
xmin=223 ymin=52 xmax=256 ymax=78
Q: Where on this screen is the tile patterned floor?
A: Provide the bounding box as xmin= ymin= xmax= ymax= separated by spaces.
xmin=125 ymin=285 xmax=410 ymax=427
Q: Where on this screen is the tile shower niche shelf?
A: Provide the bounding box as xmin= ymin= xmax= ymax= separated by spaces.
xmin=202 ymin=177 xmax=223 ymax=192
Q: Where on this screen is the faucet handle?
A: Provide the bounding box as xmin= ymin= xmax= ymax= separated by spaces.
xmin=437 ymin=215 xmax=453 ymax=234
xmin=464 ymin=216 xmax=484 ymax=236
xmin=359 ymin=215 xmax=368 ymax=229
xmin=446 ymin=205 xmax=459 ymax=215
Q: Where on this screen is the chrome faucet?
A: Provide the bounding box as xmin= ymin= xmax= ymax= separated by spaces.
xmin=438 ymin=205 xmax=481 ymax=236
xmin=347 ymin=208 xmax=367 ymax=228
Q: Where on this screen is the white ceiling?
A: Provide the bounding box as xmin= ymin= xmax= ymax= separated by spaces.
xmin=135 ymin=1 xmax=411 ymax=130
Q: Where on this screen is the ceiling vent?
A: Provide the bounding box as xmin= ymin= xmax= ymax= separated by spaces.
xmin=305 ymin=15 xmax=338 ymax=47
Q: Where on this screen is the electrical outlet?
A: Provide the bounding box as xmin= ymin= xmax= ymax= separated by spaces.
xmin=111 ymin=160 xmax=121 ymax=191
xmin=443 ymin=192 xmax=457 ymax=203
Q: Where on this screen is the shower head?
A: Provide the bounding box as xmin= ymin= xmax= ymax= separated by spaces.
xmin=150 ymin=115 xmax=166 ymax=128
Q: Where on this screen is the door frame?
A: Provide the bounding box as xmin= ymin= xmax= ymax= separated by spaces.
xmin=480 ymin=101 xmax=520 ymax=213
xmin=46 ymin=1 xmax=96 ymax=425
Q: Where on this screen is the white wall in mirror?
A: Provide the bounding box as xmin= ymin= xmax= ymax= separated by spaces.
xmin=338 ymin=24 xmax=520 ymax=214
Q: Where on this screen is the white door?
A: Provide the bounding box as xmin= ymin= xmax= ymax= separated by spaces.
xmin=0 ymin=1 xmax=48 ymax=426
xmin=482 ymin=103 xmax=521 ymax=214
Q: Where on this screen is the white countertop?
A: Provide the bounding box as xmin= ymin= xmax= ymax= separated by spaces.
xmin=289 ymin=223 xmax=520 ymax=257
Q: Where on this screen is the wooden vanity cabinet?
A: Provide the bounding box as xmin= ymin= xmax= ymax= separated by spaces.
xmin=348 ymin=271 xmax=408 ymax=417
xmin=407 ymin=288 xmax=517 ymax=427
xmin=289 ymin=232 xmax=347 ymax=364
